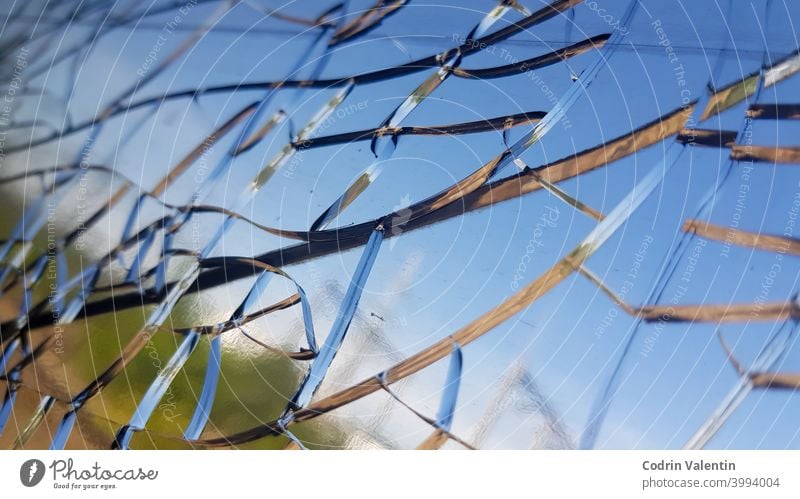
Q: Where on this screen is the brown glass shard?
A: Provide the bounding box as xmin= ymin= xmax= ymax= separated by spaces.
xmin=748 ymin=103 xmax=800 ymax=120
xmin=730 ymin=145 xmax=800 ymax=164
xmin=683 ymin=219 xmax=800 ymax=255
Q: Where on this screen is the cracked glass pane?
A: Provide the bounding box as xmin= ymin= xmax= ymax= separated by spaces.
xmin=0 ymin=0 xmax=799 ymax=450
